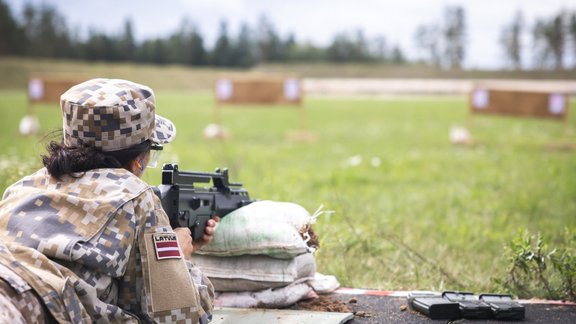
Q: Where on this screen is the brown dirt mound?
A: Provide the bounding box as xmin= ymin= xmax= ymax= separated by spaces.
xmin=292 ymin=295 xmax=352 ymax=313
xmin=290 ymin=295 xmax=375 ymax=318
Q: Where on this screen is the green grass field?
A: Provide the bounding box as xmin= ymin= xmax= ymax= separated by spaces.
xmin=0 ymin=59 xmax=575 ymax=295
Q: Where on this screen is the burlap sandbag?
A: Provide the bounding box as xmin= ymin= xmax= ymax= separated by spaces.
xmin=196 ymin=201 xmax=315 ymax=259
xmin=191 ymin=253 xmax=316 ymax=292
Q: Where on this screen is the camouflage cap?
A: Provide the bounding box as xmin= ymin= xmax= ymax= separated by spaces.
xmin=60 ymin=78 xmax=176 ymax=152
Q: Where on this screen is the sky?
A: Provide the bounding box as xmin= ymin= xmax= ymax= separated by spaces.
xmin=8 ymin=0 xmax=576 ymax=69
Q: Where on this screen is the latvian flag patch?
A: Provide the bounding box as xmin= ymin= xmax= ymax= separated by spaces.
xmin=153 ymin=233 xmax=182 ymax=260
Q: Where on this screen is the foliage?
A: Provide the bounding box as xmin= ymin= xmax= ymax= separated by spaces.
xmin=0 ymin=0 xmax=405 ymax=67
xmin=4 ymin=0 xmax=576 ymax=70
xmin=0 ymin=0 xmax=25 ymax=55
xmin=414 ymin=24 xmax=441 ymax=67
xmin=442 ymin=6 xmax=466 ymax=70
xmin=495 ymin=229 xmax=576 ymax=301
xmin=413 ymin=7 xmax=576 ymax=70
xmin=499 ymin=11 xmax=524 ymax=70
xmin=533 ymin=12 xmax=567 ymax=69
xmin=413 ymin=5 xmax=467 ymax=69
xmin=524 ymin=9 xmax=576 ymax=70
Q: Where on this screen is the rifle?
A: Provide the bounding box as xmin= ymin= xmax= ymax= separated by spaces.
xmin=153 ymin=163 xmax=254 ymax=241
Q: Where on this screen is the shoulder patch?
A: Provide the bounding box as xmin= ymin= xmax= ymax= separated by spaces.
xmin=152 ymin=233 xmax=181 ymax=260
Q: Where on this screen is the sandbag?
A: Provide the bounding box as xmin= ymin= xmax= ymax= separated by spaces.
xmin=214 ymin=282 xmax=318 ymax=308
xmin=196 ymin=200 xmax=316 ymax=258
xmin=307 ymin=272 xmax=341 ymax=294
xmin=191 ymin=253 xmax=316 ymax=292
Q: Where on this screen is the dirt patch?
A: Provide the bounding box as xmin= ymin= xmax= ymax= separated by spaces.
xmin=292 ymin=295 xmax=352 ymax=312
xmin=290 ymin=295 xmax=374 ymax=318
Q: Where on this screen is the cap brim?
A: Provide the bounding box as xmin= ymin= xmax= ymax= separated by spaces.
xmin=151 ymin=114 xmax=176 ymax=144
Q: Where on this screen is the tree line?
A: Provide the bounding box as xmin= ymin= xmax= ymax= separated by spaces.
xmin=0 ymin=1 xmax=408 ymax=67
xmin=414 ymin=6 xmax=576 ymax=70
xmin=499 ymin=9 xmax=576 ymax=70
xmin=1 ymin=1 xmax=575 ymax=70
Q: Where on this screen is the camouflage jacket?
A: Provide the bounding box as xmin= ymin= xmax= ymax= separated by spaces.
xmin=0 ymin=168 xmax=214 ymax=323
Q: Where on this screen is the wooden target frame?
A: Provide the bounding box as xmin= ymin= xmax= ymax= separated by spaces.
xmin=213 ymin=77 xmax=309 ymax=134
xmin=468 ymin=85 xmax=571 ymax=134
xmin=19 ymin=76 xmax=84 ymax=136
xmin=27 ymin=76 xmax=83 ymax=113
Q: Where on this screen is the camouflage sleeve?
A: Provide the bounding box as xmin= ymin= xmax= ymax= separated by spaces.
xmin=122 ymin=188 xmax=211 ymax=323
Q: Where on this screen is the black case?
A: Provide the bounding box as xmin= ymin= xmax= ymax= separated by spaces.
xmin=442 ymin=291 xmax=493 ymax=319
xmin=479 ymin=294 xmax=525 ymax=320
xmin=410 ymin=297 xmax=461 ymax=320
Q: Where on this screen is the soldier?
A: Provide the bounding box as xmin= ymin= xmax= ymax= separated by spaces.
xmin=0 ymin=78 xmax=218 ymax=323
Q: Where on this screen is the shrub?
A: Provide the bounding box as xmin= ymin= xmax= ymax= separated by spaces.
xmin=495 ymin=229 xmax=575 ymax=301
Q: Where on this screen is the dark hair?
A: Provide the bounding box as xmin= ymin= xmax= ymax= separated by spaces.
xmin=42 ymin=140 xmax=151 ymax=180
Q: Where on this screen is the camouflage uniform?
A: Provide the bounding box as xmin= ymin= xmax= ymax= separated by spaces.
xmin=0 ymin=265 xmax=50 ymax=324
xmin=0 ymin=167 xmax=214 ymax=323
xmin=0 ymin=79 xmax=213 ymax=323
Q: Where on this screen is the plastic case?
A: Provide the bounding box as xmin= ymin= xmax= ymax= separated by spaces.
xmin=408 ymin=294 xmax=461 ymax=320
xmin=442 ymin=291 xmax=493 ymax=319
xmin=479 ymin=294 xmax=525 ymax=320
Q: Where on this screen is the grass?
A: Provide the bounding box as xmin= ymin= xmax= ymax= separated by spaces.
xmin=1 ymin=84 xmax=574 ymax=294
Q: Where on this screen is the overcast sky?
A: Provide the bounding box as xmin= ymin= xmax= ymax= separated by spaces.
xmin=8 ymin=0 xmax=576 ymax=69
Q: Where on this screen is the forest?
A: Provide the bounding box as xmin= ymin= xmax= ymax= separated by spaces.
xmin=1 ymin=0 xmax=576 ymax=70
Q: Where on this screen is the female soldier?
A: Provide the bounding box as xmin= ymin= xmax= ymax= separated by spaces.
xmin=0 ymin=78 xmax=217 ymax=323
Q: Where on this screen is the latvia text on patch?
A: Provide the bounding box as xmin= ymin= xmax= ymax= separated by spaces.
xmin=153 ymin=233 xmax=181 ymax=260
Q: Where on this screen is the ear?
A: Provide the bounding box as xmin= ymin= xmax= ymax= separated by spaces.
xmin=128 ymin=159 xmax=141 ymax=175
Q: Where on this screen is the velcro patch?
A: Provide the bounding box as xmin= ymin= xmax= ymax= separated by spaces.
xmin=153 ymin=233 xmax=181 ymax=260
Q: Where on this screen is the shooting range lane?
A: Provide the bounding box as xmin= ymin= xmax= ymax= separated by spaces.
xmin=284 ymin=289 xmax=576 ymax=323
